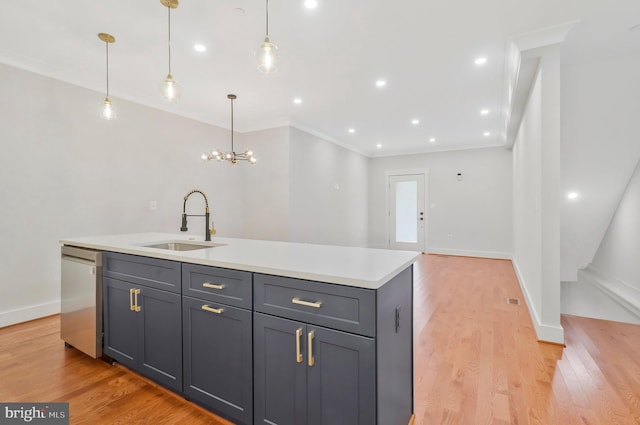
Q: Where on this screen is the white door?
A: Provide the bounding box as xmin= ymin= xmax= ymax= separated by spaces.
xmin=389 ymin=174 xmax=425 ymax=251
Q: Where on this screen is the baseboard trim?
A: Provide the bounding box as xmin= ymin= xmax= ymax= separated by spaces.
xmin=428 ymin=248 xmax=511 ymax=260
xmin=0 ymin=301 xmax=60 ymax=329
xmin=511 ymin=257 xmax=564 ymax=344
xmin=579 ymin=266 xmax=640 ymax=320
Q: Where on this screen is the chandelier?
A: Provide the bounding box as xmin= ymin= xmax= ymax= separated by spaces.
xmin=202 ymin=94 xmax=257 ymax=165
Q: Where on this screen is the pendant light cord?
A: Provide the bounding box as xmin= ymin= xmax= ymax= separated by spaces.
xmin=266 ymin=0 xmax=269 ymax=36
xmin=105 ymin=41 xmax=110 ymax=96
xmin=167 ymin=5 xmax=172 ymax=74
xmin=230 ymin=96 xmax=235 ymax=153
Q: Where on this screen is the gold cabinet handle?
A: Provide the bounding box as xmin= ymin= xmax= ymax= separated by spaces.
xmin=201 ymin=305 xmax=224 ymax=314
xmin=295 ymin=328 xmax=303 ymax=363
xmin=134 ymin=288 xmax=141 ymax=312
xmin=292 ymin=298 xmax=322 ymax=308
xmin=203 ymin=282 xmax=226 ymax=290
xmin=308 ymin=330 xmax=315 ymax=366
xmin=129 ymin=288 xmax=135 ymax=311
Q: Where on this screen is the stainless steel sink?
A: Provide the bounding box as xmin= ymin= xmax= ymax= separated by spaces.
xmin=142 ymin=241 xmax=225 ymax=251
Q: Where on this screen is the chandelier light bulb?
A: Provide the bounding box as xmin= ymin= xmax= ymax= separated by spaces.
xmin=159 ymin=73 xmax=181 ymax=102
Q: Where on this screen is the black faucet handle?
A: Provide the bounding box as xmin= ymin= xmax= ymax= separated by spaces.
xmin=180 ymin=213 xmax=188 ymax=232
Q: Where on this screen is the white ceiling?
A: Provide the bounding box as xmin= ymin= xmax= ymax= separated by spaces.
xmin=0 ymin=0 xmax=635 ymax=157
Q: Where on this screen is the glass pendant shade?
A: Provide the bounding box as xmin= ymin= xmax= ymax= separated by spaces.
xmin=257 ymin=36 xmax=278 ymax=73
xmin=159 ymin=73 xmax=181 ymax=102
xmin=257 ymin=0 xmax=278 ymax=74
xmin=160 ymin=0 xmax=180 ymax=102
xmin=101 ymin=96 xmax=116 ymax=120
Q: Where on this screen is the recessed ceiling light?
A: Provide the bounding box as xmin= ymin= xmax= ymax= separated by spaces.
xmin=480 ymin=109 xmax=490 ymax=115
xmin=348 ymin=128 xmax=355 ymax=134
xmin=375 ymin=79 xmax=387 ymax=88
xmin=567 ymin=191 xmax=580 ymax=200
xmin=304 ymin=0 xmax=319 ymax=9
xmin=376 ymin=143 xmax=382 ymax=149
xmin=429 ymin=138 xmax=436 ymax=143
xmin=293 ymin=97 xmax=302 ymax=104
xmin=483 ymin=131 xmax=491 ymax=137
xmin=411 ymin=119 xmax=420 ymax=125
xmin=194 ymin=44 xmax=207 ymax=53
xmin=474 ymin=57 xmax=487 ymax=66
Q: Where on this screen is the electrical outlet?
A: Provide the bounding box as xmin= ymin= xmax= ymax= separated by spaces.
xmin=149 ymin=200 xmax=157 ymax=211
xmin=447 ymin=234 xmax=453 ymax=240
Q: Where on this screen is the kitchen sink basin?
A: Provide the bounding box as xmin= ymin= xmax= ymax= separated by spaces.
xmin=142 ymin=241 xmax=226 ymax=251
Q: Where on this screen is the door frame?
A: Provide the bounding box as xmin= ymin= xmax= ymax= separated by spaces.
xmin=385 ymin=169 xmax=429 ymax=253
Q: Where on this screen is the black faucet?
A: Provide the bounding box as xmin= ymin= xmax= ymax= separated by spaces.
xmin=180 ymin=189 xmax=213 ymax=241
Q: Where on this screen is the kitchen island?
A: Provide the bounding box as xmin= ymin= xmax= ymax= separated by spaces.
xmin=60 ymin=233 xmax=418 ymax=425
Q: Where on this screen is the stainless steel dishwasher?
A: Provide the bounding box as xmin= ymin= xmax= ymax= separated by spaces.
xmin=60 ymin=245 xmax=102 ymax=358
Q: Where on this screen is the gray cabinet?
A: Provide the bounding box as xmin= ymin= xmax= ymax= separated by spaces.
xmin=253 ymin=268 xmax=413 ymax=425
xmin=101 ymin=251 xmax=413 ymax=425
xmin=103 ymin=252 xmax=182 ymax=392
xmin=182 ymin=264 xmax=253 ymax=425
xmin=253 ymin=313 xmax=307 ymax=425
xmin=254 ymin=313 xmax=376 ymax=425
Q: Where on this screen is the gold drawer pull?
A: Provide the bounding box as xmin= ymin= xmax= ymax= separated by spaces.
xmin=203 ymin=282 xmax=225 ymax=290
xmin=201 ymin=305 xmax=224 ymax=314
xmin=292 ymin=298 xmax=322 ymax=308
xmin=134 ymin=289 xmax=141 ymax=312
xmin=308 ymin=330 xmax=315 ymax=367
xmin=129 ymin=288 xmax=135 ymax=311
xmin=295 ymin=328 xmax=303 ymax=363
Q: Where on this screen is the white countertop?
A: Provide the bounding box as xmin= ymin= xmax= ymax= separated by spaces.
xmin=60 ymin=233 xmax=419 ymax=289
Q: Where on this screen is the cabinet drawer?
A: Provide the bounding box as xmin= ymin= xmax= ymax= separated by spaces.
xmin=103 ymin=252 xmax=180 ymax=293
xmin=254 ymin=274 xmax=376 ymax=337
xmin=182 ymin=264 xmax=252 ymax=309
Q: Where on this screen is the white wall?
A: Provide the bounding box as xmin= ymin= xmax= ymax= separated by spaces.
xmin=0 ymin=63 xmax=245 ymax=327
xmin=562 ymin=159 xmax=640 ymax=324
xmin=511 ymin=45 xmax=563 ymax=344
xmin=288 ymin=127 xmax=369 ymax=247
xmin=561 ymin=52 xmax=640 ymax=282
xmin=591 ymin=159 xmax=640 ymax=293
xmin=0 ymin=63 xmax=374 ymax=328
xmin=368 ymin=148 xmax=512 ymax=257
xmin=238 ymin=127 xmax=290 ymax=242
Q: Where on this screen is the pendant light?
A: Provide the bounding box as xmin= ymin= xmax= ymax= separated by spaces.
xmin=257 ymin=0 xmax=278 ymax=73
xmin=201 ymin=95 xmax=257 ymax=165
xmin=98 ymin=33 xmax=116 ymax=120
xmin=159 ymin=0 xmax=181 ymax=102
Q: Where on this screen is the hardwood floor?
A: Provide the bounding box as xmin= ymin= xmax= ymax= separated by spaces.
xmin=1 ymin=254 xmax=638 ymax=424
xmin=412 ymin=254 xmax=640 ymax=425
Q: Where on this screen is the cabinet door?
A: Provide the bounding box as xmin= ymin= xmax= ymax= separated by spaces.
xmin=103 ymin=277 xmax=138 ymax=369
xmin=254 ymin=313 xmax=307 ymax=425
xmin=183 ymin=296 xmax=253 ymax=425
xmin=307 ymin=326 xmax=376 ymax=425
xmin=138 ymin=286 xmax=182 ymax=392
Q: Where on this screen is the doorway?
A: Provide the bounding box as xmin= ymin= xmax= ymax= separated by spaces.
xmin=387 ymin=172 xmax=427 ymax=252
